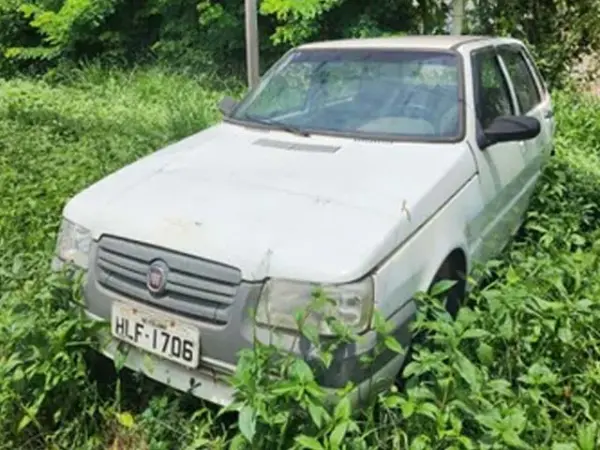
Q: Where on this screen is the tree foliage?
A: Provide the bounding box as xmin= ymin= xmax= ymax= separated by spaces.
xmin=0 ymin=0 xmax=599 ymax=85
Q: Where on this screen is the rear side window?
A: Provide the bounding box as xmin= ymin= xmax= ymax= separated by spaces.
xmin=499 ymin=48 xmax=542 ymax=113
xmin=520 ymin=48 xmax=547 ymax=95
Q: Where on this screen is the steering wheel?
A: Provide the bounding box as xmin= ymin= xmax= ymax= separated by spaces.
xmin=396 ymin=103 xmax=430 ymax=120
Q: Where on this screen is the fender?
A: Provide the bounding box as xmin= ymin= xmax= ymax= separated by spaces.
xmin=372 ymin=174 xmax=480 ymax=320
xmin=320 ymin=177 xmax=481 ymax=391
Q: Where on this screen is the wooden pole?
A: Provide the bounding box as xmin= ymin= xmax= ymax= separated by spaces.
xmin=245 ymin=0 xmax=260 ymax=88
xmin=451 ymin=0 xmax=465 ymax=35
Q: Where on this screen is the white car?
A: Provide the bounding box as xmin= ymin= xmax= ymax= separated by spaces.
xmin=52 ymin=35 xmax=554 ymax=406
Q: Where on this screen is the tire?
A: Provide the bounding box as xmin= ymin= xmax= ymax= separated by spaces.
xmin=431 ymin=260 xmax=464 ymax=319
xmin=395 ymin=259 xmax=466 ymax=388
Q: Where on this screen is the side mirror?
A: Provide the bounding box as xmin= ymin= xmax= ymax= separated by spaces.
xmin=482 ymin=115 xmax=541 ymax=149
xmin=218 ymin=96 xmax=239 ymax=117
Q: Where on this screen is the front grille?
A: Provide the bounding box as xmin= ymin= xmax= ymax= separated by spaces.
xmin=95 ymin=236 xmax=242 ymax=325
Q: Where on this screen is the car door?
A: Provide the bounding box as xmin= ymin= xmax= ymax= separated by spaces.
xmin=497 ymin=44 xmax=554 ymax=175
xmin=467 ymin=46 xmax=529 ymax=267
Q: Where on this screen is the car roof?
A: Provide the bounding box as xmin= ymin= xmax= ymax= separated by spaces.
xmin=297 ymin=35 xmax=518 ymax=51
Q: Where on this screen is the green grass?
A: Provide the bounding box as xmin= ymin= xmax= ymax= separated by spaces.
xmin=1 ymin=66 xmax=600 ymax=449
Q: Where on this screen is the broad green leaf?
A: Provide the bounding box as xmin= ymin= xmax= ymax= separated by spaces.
xmin=116 ymin=411 xmax=135 ymax=429
xmin=462 ymin=328 xmax=489 ymax=339
xmin=329 ymin=422 xmax=348 ymax=449
xmin=334 ymin=396 xmax=351 ymax=421
xmin=558 ymin=326 xmax=573 ymax=343
xmin=17 ymin=414 xmax=32 ymax=432
xmin=456 ymin=354 xmax=480 ymax=389
xmin=429 ymin=279 xmax=457 ymax=297
xmin=308 ymin=402 xmax=326 ymax=428
xmin=476 ymin=342 xmax=495 ymax=366
xmin=229 ymin=434 xmax=247 ymax=450
xmin=295 ymin=435 xmax=325 ymax=450
xmin=384 ymin=335 xmax=404 ymax=354
xmin=577 ymin=422 xmax=598 ymax=450
xmin=238 ymin=406 xmax=256 ymax=443
xmin=383 ymin=394 xmax=402 ymax=408
xmin=551 ymin=444 xmax=577 ymax=450
xmin=290 ymin=359 xmax=315 ymax=382
xmin=501 ymin=430 xmax=531 ymax=449
xmin=416 ymin=402 xmax=439 ymax=421
xmin=401 ymin=399 xmax=415 ymax=418
xmin=409 ymin=435 xmax=431 ymax=450
xmin=186 ymin=436 xmax=212 ymax=450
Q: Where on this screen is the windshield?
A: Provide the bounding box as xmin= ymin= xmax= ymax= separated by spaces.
xmin=230 ymin=48 xmax=463 ymax=141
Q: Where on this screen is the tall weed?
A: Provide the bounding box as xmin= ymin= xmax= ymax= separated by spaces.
xmin=0 ymin=69 xmax=599 ymax=448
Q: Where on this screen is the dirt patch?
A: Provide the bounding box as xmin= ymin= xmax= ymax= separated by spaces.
xmin=572 ymin=52 xmax=600 ymax=96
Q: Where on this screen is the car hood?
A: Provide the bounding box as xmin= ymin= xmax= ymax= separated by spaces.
xmin=65 ymin=123 xmax=476 ymax=283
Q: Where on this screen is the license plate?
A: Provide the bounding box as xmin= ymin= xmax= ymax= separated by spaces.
xmin=110 ymin=301 xmax=200 ymax=369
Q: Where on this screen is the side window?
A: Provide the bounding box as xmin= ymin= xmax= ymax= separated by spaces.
xmin=472 ymin=50 xmax=514 ymax=129
xmin=498 ymin=48 xmax=542 ymax=113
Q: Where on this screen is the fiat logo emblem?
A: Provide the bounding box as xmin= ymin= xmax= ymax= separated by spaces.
xmin=147 ymin=260 xmax=168 ymax=295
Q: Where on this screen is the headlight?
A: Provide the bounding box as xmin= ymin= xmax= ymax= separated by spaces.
xmin=255 ymin=278 xmax=374 ymax=336
xmin=55 ymin=218 xmax=92 ymax=269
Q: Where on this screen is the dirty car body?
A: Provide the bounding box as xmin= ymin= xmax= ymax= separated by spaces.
xmin=52 ymin=35 xmax=554 ymax=406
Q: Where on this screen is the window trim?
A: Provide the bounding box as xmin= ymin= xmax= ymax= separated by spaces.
xmin=224 ymin=47 xmax=467 ymax=144
xmin=495 ymin=50 xmax=522 ymax=116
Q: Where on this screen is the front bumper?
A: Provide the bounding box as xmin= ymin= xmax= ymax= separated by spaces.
xmin=88 ymin=310 xmax=237 ymax=406
xmin=53 ymin=235 xmax=414 ymax=406
xmin=88 ymin=309 xmax=408 ymax=407
xmin=85 ymin=308 xmax=412 ymax=408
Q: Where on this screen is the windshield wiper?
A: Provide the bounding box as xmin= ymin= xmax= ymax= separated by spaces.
xmin=242 ymin=113 xmax=311 ymax=137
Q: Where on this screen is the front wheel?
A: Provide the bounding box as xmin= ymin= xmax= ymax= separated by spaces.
xmin=395 ymin=260 xmax=466 ymax=388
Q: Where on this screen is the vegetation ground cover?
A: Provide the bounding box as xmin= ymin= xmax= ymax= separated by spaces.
xmin=2 ymin=65 xmax=600 ymax=449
